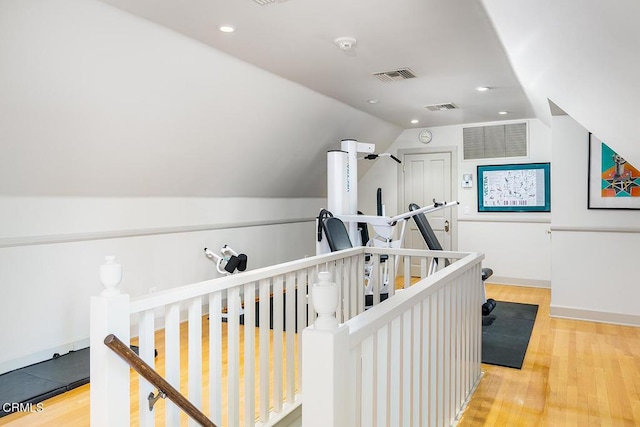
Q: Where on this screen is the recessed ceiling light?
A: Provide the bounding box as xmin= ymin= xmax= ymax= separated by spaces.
xmin=219 ymin=25 xmax=236 ymax=33
xmin=476 ymin=86 xmax=490 ymax=92
xmin=498 ymin=111 xmax=509 ymax=115
xmin=410 ymin=119 xmax=419 ymax=124
xmin=367 ymin=99 xmax=379 ymax=104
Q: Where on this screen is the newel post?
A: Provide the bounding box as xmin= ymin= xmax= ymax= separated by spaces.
xmin=90 ymin=256 xmax=131 ymax=427
xmin=302 ymin=271 xmax=349 ymax=427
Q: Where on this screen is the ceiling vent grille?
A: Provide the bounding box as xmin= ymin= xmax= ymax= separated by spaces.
xmin=252 ymin=0 xmax=287 ymax=5
xmin=372 ymin=68 xmax=417 ymax=82
xmin=425 ymin=103 xmax=458 ymax=111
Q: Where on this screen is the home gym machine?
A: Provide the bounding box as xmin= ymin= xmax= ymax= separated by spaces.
xmin=316 ymin=138 xmax=495 ymax=315
xmin=316 ymin=139 xmax=459 ymax=305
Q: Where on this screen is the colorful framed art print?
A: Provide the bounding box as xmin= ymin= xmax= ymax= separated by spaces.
xmin=588 ymin=133 xmax=640 ymax=209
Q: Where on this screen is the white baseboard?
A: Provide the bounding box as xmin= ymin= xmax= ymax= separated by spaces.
xmin=550 ymin=305 xmax=640 ymax=327
xmin=0 ymin=337 xmax=90 ymax=375
xmin=486 ymin=276 xmax=551 ymax=289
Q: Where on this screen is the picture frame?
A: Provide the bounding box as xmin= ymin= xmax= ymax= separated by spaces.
xmin=477 ymin=163 xmax=550 ymax=212
xmin=588 ymin=133 xmax=640 ymax=209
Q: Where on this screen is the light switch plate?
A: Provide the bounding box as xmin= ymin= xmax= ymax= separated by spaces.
xmin=462 ymin=173 xmax=473 ymax=188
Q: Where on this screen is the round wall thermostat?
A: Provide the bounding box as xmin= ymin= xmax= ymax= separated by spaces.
xmin=418 ymin=129 xmax=432 ymax=144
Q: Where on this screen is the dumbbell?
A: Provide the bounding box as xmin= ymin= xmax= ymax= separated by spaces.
xmin=482 ymin=298 xmax=496 ymax=316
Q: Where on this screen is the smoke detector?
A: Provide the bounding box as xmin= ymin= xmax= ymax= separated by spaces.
xmin=334 ymin=37 xmax=357 ymax=51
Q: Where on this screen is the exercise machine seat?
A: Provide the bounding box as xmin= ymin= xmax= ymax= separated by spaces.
xmin=408 ymin=203 xmax=494 ymax=280
xmin=408 ymin=203 xmax=495 ymax=315
xmin=322 ymin=217 xmax=353 ymax=251
xmin=408 ymin=203 xmax=443 ymax=250
xmin=408 ymin=203 xmax=449 ymax=267
xmin=357 ymin=212 xmax=372 ymax=262
xmin=357 ymin=211 xmax=370 ymax=247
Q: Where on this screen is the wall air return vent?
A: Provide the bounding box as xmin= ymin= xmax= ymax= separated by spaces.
xmin=463 ymin=122 xmax=527 ymax=160
xmin=372 ymin=68 xmax=417 ymax=82
xmin=425 ymin=103 xmax=458 ymax=111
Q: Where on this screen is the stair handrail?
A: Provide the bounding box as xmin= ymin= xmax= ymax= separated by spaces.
xmin=103 ymin=333 xmax=217 ymax=427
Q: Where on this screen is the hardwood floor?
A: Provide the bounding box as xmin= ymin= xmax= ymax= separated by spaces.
xmin=0 ymin=319 xmax=285 ymax=427
xmin=458 ymin=284 xmax=640 ymax=426
xmin=2 ymin=283 xmax=640 ymax=426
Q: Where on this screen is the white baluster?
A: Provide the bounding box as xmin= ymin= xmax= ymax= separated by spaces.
xmin=138 ymin=310 xmax=155 ymax=427
xmin=243 ymin=282 xmax=256 ymax=425
xmin=285 ymin=272 xmax=296 ymax=404
xmin=208 ymin=292 xmax=222 ymax=425
xmin=258 ymin=279 xmax=271 ymax=422
xmin=273 ymin=275 xmax=284 ymax=412
xmin=165 ymin=302 xmax=181 ymax=426
xmin=188 ymin=297 xmax=202 ymax=427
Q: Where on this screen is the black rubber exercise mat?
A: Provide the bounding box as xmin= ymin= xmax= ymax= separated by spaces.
xmin=481 ymin=301 xmax=538 ymax=369
xmin=0 ymin=348 xmax=89 ymax=417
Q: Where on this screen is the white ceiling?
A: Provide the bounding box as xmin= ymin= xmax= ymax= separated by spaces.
xmin=98 ymin=0 xmax=535 ymax=128
xmin=483 ymin=0 xmax=640 ymax=162
xmin=4 ymin=0 xmax=638 ymax=198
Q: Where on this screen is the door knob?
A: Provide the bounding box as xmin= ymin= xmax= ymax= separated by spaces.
xmin=444 ymin=220 xmax=450 ymax=232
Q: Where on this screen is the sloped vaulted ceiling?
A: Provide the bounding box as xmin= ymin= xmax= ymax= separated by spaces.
xmin=482 ymin=0 xmax=640 ymax=162
xmin=0 ymin=0 xmax=536 ymax=198
xmin=97 ymin=0 xmax=534 ymax=129
xmin=0 ymin=0 xmax=401 ymax=198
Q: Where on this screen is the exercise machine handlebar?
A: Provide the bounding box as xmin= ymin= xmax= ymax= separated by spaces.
xmin=361 ymin=153 xmax=401 ymax=163
xmin=337 ymin=200 xmax=459 ymax=227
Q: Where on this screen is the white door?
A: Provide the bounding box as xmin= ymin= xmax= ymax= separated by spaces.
xmin=402 ymin=151 xmax=454 ymax=275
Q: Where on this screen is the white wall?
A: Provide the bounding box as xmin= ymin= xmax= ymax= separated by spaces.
xmin=0 ymin=196 xmax=320 ymax=239
xmin=0 ymin=0 xmax=404 ymax=373
xmin=0 ymin=0 xmax=401 ymax=198
xmin=550 ymin=115 xmax=640 ymax=325
xmin=358 ymin=118 xmax=552 ymax=286
xmin=477 ymin=1 xmax=640 ymax=324
xmin=0 ymin=196 xmax=323 ymax=374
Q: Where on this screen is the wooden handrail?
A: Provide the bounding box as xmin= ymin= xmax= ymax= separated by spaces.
xmin=104 ymin=334 xmax=217 ymax=427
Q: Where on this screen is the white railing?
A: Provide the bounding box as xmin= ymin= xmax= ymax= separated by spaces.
xmin=90 ymin=247 xmax=481 ymax=426
xmin=302 ymin=249 xmax=484 ymax=427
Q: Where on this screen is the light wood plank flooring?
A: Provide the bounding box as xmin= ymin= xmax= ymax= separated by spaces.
xmin=2 ymin=283 xmax=640 ymax=426
xmin=458 ymin=284 xmax=640 ymax=426
xmin=0 ymin=319 xmax=290 ymax=427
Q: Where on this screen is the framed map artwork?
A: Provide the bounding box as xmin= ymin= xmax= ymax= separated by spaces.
xmin=588 ymin=133 xmax=640 ymax=209
xmin=477 ymin=163 xmax=551 ymax=212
